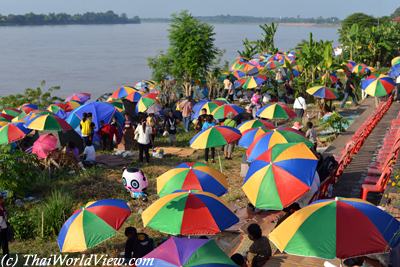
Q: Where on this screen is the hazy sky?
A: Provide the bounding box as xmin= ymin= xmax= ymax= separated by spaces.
xmin=0 ymin=0 xmax=398 ymax=19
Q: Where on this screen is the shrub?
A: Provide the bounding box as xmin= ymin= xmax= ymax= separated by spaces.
xmin=40 ymin=190 xmax=74 ymax=237
xmin=321 ymin=112 xmax=349 ymax=133
xmin=8 ymin=209 xmax=37 ymax=240
xmin=0 ymin=146 xmax=43 ymax=197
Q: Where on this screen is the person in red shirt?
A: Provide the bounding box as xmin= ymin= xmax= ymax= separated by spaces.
xmin=99 ymin=120 xmax=113 ymax=150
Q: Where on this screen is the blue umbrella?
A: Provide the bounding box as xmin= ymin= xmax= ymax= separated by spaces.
xmin=66 ymin=102 xmax=124 ymax=132
xmin=389 ymin=65 xmax=400 ymax=79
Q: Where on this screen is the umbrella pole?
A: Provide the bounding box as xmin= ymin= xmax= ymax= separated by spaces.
xmin=217 ymin=150 xmax=223 ymax=173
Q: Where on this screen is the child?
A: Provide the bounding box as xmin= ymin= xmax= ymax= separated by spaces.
xmin=231 ymin=253 xmax=248 ymax=267
xmin=82 ymin=140 xmax=96 ymax=167
xmin=202 ymin=115 xmax=216 ymax=163
xmin=246 ymin=223 xmax=272 ymax=267
xmin=305 ymin=121 xmax=318 ymax=151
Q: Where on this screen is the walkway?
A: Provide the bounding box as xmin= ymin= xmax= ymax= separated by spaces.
xmin=333 ymin=101 xmax=400 ymax=200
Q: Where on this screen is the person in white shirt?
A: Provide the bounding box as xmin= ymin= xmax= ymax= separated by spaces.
xmin=82 ymin=140 xmax=96 ymax=167
xmin=293 ymin=93 xmax=307 ymax=118
xmin=223 ymin=77 xmax=233 ymax=98
xmin=134 ymin=119 xmax=153 ymax=163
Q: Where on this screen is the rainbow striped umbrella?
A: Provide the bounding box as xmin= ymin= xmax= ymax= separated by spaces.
xmin=47 ymin=104 xmax=67 ymax=119
xmin=237 ymin=75 xmax=266 ymax=89
xmin=110 ymin=86 xmax=136 ymax=99
xmin=256 ymin=103 xmax=296 ymax=120
xmin=238 ymin=127 xmax=269 ymax=148
xmin=392 ymin=56 xmax=400 ymax=67
xmin=138 ymin=237 xmax=236 ymax=267
xmin=0 ymin=122 xmax=32 ymax=145
xmin=243 ymin=143 xmax=318 ymax=210
xmin=58 ymin=199 xmax=131 ymax=253
xmin=142 ymin=191 xmax=239 ymax=235
xmin=306 ymin=86 xmax=338 ymax=100
xmin=65 ymin=92 xmax=91 ymax=103
xmin=269 ymin=197 xmax=400 ymax=259
xmin=192 ymin=101 xmax=223 ymax=119
xmin=346 ymin=60 xmax=357 ymax=71
xmin=247 ymin=129 xmax=313 ymax=162
xmin=266 ymin=60 xmax=282 ymax=70
xmin=20 ymin=103 xmax=38 ymax=114
xmin=125 ymin=91 xmax=143 ymax=102
xmin=321 ymin=72 xmax=339 ymax=84
xmin=11 ymin=112 xmax=27 ymax=123
xmin=25 ymin=113 xmax=71 ymax=131
xmin=361 ymin=75 xmax=396 ymax=97
xmin=215 ymin=98 xmax=230 ymax=104
xmin=237 ymin=119 xmax=275 ymax=133
xmin=64 ymin=100 xmax=82 ymax=112
xmin=157 ymin=162 xmax=228 ymax=197
xmin=211 ymin=104 xmax=244 ymax=120
xmin=352 ymin=64 xmax=375 ymax=74
xmin=136 ymin=95 xmax=158 ymax=113
xmin=107 ymin=99 xmax=125 ymax=112
xmin=190 ymin=126 xmax=241 ymax=149
xmin=0 ymin=113 xmax=13 ymax=122
xmin=2 ymin=108 xmax=21 ymax=118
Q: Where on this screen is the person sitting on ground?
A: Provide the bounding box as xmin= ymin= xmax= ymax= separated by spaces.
xmin=124 ymin=227 xmax=154 ymax=261
xmin=305 ymin=121 xmax=318 ymax=151
xmin=223 ymin=112 xmax=237 ymax=159
xmin=275 ymin=202 xmax=301 ymax=226
xmin=246 ymin=223 xmax=272 ymax=267
xmin=292 ymin=121 xmax=303 ymax=132
xmin=231 ymin=253 xmax=248 ymax=267
xmin=82 ymin=140 xmax=96 ymax=167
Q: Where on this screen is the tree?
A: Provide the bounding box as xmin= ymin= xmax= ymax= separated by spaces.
xmin=148 ymin=11 xmax=221 ymax=96
xmin=341 ymin=13 xmax=378 ymax=30
xmin=392 ymin=7 xmax=400 ymax=18
xmin=0 ymin=81 xmax=62 ymax=109
xmin=237 ymin=38 xmax=258 ymax=59
xmin=255 ymin=23 xmax=278 ymax=54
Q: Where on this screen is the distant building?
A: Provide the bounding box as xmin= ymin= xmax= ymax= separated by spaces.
xmin=393 ymin=17 xmax=400 ymax=23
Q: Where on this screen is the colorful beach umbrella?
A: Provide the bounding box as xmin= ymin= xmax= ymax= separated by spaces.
xmin=47 ymin=104 xmax=67 ymax=119
xmin=110 ymin=86 xmax=136 ymax=99
xmin=345 ymin=60 xmax=357 ymax=72
xmin=243 ymin=143 xmax=318 ymax=210
xmin=389 ymin=65 xmax=400 ymax=79
xmin=352 ymin=64 xmax=375 ymax=74
xmin=0 ymin=113 xmax=13 ymax=122
xmin=136 ymin=96 xmax=158 ymax=113
xmin=133 ymin=81 xmax=149 ymax=91
xmin=238 ymin=127 xmax=269 ymax=148
xmin=256 ymin=103 xmax=296 ymax=120
xmin=269 ymin=197 xmax=400 ymax=259
xmin=32 ymin=133 xmax=58 ymax=159
xmin=321 ymin=72 xmax=339 ymax=84
xmin=237 ymin=119 xmax=275 ymax=133
xmin=11 ymin=112 xmax=27 ymax=123
xmin=157 ymin=162 xmax=228 ymax=197
xmin=58 ymin=199 xmax=131 ymax=253
xmin=26 ymin=113 xmax=71 ymax=131
xmin=192 ymin=101 xmax=223 ymax=119
xmin=190 ymin=126 xmax=241 ymax=149
xmin=137 ymin=237 xmax=236 ymax=267
xmin=306 ymin=86 xmax=338 ymax=100
xmin=235 ymin=75 xmax=266 ymax=89
xmin=107 ymin=99 xmax=125 ymax=112
xmin=142 ymin=191 xmax=239 ymax=235
xmin=361 ymin=75 xmax=396 ymax=97
xmin=20 ymin=103 xmax=38 ymax=114
xmin=0 ymin=122 xmax=32 ymax=145
xmin=247 ymin=129 xmax=313 ymax=161
xmin=211 ymin=104 xmax=244 ymax=120
xmin=266 ymin=60 xmax=282 ymax=70
xmin=125 ymin=91 xmax=143 ymax=103
xmin=2 ymin=108 xmax=21 ymax=118
xmin=64 ymin=100 xmax=82 ymax=112
xmin=65 ymin=92 xmax=91 ymax=103
xmin=392 ymin=56 xmax=400 ymax=67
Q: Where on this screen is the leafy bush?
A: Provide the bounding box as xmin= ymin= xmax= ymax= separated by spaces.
xmin=0 ymin=146 xmax=44 ymax=197
xmin=321 ymin=112 xmax=349 ymax=133
xmin=40 ymin=190 xmax=74 ymax=237
xmin=8 ymin=209 xmax=37 ymax=240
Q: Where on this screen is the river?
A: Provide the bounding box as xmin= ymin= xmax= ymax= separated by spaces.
xmin=0 ymin=23 xmax=339 ymax=98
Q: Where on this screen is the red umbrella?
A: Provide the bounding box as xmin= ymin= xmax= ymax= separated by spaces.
xmin=32 ymin=134 xmax=58 ymax=159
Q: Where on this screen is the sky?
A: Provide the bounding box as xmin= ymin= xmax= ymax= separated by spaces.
xmin=0 ymin=0 xmax=398 ymax=19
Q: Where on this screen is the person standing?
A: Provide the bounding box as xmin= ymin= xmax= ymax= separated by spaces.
xmin=340 ymin=75 xmax=358 ymax=108
xmin=251 ymin=90 xmax=262 ymax=118
xmin=135 ymin=119 xmax=152 ymax=163
xmin=223 ymin=112 xmax=237 ymax=159
xmin=146 ymin=114 xmax=156 ymax=147
xmin=0 ymin=196 xmax=9 ymax=258
xmin=305 ymin=121 xmax=318 ymax=151
xmin=80 ymin=113 xmax=91 ymax=145
xmin=123 ymin=114 xmax=135 ymax=151
xmin=163 ymin=111 xmax=177 ymax=145
xmin=180 ymin=97 xmax=193 ymax=132
xmin=293 ymin=93 xmax=307 ymax=119
xmin=223 ymin=77 xmax=233 ymax=98
xmin=202 ymin=115 xmax=216 ymax=163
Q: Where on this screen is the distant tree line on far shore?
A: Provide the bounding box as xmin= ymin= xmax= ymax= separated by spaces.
xmin=142 ymin=15 xmax=341 ymax=24
xmin=0 ymin=11 xmax=140 ymax=26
